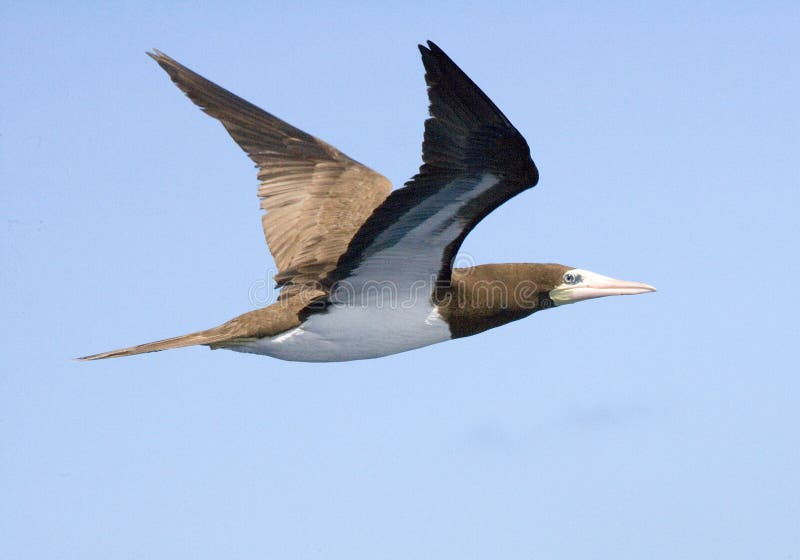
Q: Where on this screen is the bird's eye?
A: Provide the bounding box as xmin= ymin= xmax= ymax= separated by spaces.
xmin=564 ymin=273 xmax=577 ymax=284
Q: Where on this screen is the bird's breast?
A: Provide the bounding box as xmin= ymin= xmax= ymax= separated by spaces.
xmin=229 ymin=298 xmax=451 ymax=362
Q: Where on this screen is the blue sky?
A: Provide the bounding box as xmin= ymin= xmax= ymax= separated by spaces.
xmin=2 ymin=2 xmax=799 ymax=558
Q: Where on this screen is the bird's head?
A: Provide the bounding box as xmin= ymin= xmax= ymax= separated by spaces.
xmin=441 ymin=263 xmax=656 ymax=338
xmin=547 ymin=266 xmax=656 ymax=306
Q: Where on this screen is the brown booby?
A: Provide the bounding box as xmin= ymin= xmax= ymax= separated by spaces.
xmin=79 ymin=41 xmax=655 ymax=362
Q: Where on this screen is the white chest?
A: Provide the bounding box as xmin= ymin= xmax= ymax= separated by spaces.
xmin=230 ymin=299 xmax=452 ymax=362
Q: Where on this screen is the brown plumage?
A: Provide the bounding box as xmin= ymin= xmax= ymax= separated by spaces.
xmin=440 ymin=264 xmax=570 ymax=339
xmin=79 ymin=289 xmax=326 ymax=360
xmin=79 ymin=42 xmax=654 ymax=362
xmin=147 ymin=50 xmax=392 ymax=293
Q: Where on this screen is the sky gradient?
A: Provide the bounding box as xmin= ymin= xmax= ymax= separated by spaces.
xmin=2 ymin=2 xmax=799 ymax=559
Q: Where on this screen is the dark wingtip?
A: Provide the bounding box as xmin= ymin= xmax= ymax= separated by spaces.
xmin=419 ymin=40 xmax=444 ymax=57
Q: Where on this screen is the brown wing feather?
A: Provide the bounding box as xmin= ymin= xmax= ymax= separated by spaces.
xmin=147 ymin=50 xmax=392 ymax=291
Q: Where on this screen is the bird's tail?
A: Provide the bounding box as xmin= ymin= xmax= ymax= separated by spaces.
xmin=77 ymin=295 xmax=320 ymax=361
xmin=77 ymin=328 xmax=230 ymax=361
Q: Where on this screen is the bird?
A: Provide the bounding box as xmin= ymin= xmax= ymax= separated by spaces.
xmin=79 ymin=41 xmax=655 ymax=363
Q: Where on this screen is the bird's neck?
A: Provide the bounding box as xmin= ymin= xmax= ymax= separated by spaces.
xmin=435 ymin=264 xmax=555 ymax=339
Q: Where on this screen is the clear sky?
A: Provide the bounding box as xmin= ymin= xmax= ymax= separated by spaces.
xmin=2 ymin=2 xmax=799 ymax=559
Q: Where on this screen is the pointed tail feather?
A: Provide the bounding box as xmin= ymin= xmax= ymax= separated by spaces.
xmin=77 ymin=329 xmax=227 ymax=361
xmin=77 ymin=295 xmax=317 ymax=361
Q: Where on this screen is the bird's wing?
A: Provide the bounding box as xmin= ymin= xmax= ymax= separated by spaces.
xmin=323 ymin=41 xmax=538 ymax=303
xmin=148 ymin=50 xmax=392 ymax=292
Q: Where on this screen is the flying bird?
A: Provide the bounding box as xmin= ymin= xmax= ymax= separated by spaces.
xmin=79 ymin=41 xmax=654 ymax=362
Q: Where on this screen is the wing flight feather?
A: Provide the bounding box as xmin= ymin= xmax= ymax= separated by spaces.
xmin=148 ymin=50 xmax=392 ymax=292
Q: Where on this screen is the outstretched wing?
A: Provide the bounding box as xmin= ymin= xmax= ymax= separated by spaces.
xmin=148 ymin=50 xmax=392 ymax=291
xmin=324 ymin=41 xmax=538 ymax=302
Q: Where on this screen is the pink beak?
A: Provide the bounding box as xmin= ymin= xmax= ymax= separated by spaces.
xmin=562 ymin=274 xmax=656 ymax=303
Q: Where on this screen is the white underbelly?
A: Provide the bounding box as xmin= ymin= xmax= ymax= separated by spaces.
xmin=229 ymin=301 xmax=452 ymax=362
